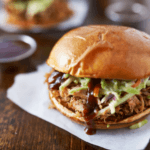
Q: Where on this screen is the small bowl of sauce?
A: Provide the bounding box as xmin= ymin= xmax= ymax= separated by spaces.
xmin=0 ymin=35 xmax=37 ymax=63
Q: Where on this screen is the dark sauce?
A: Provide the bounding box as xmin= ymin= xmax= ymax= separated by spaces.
xmin=84 ymin=120 xmax=96 ymax=135
xmin=104 ymin=93 xmax=114 ymax=103
xmin=83 ymin=79 xmax=100 ymax=135
xmin=48 ymin=71 xmax=64 ymax=90
xmin=48 ymin=71 xmax=100 ymax=135
xmin=0 ymin=41 xmax=30 ymax=59
xmin=48 ymin=71 xmax=68 ymax=90
xmin=48 ymin=71 xmax=63 ymax=83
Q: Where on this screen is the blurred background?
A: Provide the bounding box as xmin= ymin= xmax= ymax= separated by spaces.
xmin=1 ymin=0 xmax=150 ymax=86
xmin=87 ymin=0 xmax=150 ymax=32
xmin=0 ymin=0 xmax=150 ymax=58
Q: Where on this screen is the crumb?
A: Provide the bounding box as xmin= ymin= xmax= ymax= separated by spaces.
xmin=48 ymin=104 xmax=55 ymax=109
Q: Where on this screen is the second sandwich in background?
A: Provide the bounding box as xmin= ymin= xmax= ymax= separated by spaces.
xmin=5 ymin=0 xmax=73 ymax=29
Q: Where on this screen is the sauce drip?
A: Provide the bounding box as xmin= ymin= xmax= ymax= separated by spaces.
xmin=48 ymin=71 xmax=65 ymax=90
xmin=83 ymin=79 xmax=100 ymax=135
xmin=48 ymin=71 xmax=101 ymax=135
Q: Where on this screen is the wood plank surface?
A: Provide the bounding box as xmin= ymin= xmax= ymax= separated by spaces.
xmin=0 ymin=35 xmax=106 ymax=150
xmin=0 ymin=0 xmax=150 ymax=149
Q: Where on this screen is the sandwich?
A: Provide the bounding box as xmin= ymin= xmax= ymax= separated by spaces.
xmin=45 ymin=25 xmax=150 ymax=134
xmin=5 ymin=0 xmax=73 ymax=29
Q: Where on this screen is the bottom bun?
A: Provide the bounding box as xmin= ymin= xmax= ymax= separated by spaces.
xmin=49 ymin=91 xmax=150 ymax=129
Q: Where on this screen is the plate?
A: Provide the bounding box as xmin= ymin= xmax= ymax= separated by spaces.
xmin=0 ymin=0 xmax=89 ymax=33
xmin=0 ymin=35 xmax=37 ymax=63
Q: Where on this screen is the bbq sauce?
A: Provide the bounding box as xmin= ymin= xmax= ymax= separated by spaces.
xmin=84 ymin=120 xmax=96 ymax=135
xmin=83 ymin=79 xmax=100 ymax=135
xmin=48 ymin=71 xmax=100 ymax=135
xmin=0 ymin=41 xmax=30 ymax=59
xmin=48 ymin=71 xmax=65 ymax=90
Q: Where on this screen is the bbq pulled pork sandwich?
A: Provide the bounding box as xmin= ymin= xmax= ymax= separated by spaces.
xmin=5 ymin=0 xmax=72 ymax=28
xmin=45 ymin=25 xmax=150 ymax=134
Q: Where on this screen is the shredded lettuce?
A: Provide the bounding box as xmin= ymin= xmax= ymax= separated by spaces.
xmin=124 ymin=87 xmax=140 ymax=94
xmin=109 ymin=101 xmax=117 ymax=114
xmin=59 ymin=76 xmax=90 ymax=94
xmin=97 ymin=93 xmax=135 ymax=116
xmin=144 ymin=77 xmax=149 ymax=87
xmin=99 ymin=77 xmax=149 ymax=106
xmin=68 ymin=77 xmax=90 ymax=94
xmin=146 ymin=80 xmax=150 ymax=86
xmin=129 ymin=119 xmax=148 ymax=129
xmin=74 ymin=79 xmax=79 ymax=84
xmin=99 ymin=79 xmax=133 ymax=103
xmin=64 ymin=74 xmax=70 ymax=79
xmin=101 ymin=79 xmax=107 ymax=89
xmin=101 ymin=79 xmax=134 ymax=93
xmin=113 ymin=79 xmax=119 ymax=90
xmin=79 ymin=78 xmax=91 ymax=86
xmin=59 ymin=77 xmax=74 ymax=91
xmin=100 ymin=91 xmax=119 ymax=103
xmin=57 ymin=73 xmax=150 ymax=116
xmin=122 ymin=78 xmax=148 ymax=94
xmin=69 ymin=87 xmax=88 ymax=95
xmin=147 ymin=96 xmax=150 ymax=99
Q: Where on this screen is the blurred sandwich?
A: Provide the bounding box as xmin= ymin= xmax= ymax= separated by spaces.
xmin=5 ymin=0 xmax=73 ymax=29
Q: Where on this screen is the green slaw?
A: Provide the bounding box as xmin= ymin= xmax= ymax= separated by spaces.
xmin=59 ymin=75 xmax=91 ymax=92
xmin=129 ymin=119 xmax=148 ymax=129
xmin=58 ymin=73 xmax=150 ymax=116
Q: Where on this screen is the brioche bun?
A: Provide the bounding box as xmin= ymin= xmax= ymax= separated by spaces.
xmin=47 ymin=25 xmax=150 ymax=79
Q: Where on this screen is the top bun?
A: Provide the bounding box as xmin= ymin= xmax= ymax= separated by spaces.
xmin=47 ymin=25 xmax=150 ymax=79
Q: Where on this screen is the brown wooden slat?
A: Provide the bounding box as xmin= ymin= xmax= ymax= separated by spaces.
xmin=1 ymin=2 xmax=150 ymax=147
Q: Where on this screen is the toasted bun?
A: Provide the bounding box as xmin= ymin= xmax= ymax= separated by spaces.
xmin=49 ymin=91 xmax=150 ymax=129
xmin=47 ymin=25 xmax=150 ymax=79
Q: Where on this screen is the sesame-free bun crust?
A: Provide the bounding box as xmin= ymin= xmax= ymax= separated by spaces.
xmin=47 ymin=25 xmax=150 ymax=79
xmin=49 ymin=91 xmax=150 ymax=129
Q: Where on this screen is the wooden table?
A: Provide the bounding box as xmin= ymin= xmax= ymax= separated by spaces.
xmin=1 ymin=1 xmax=150 ymax=149
xmin=0 ymin=33 xmax=107 ymax=150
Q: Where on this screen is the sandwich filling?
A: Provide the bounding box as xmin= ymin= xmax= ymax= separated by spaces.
xmin=46 ymin=70 xmax=150 ymax=134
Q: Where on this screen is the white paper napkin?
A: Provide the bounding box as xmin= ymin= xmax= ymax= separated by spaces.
xmin=7 ymin=63 xmax=150 ymax=150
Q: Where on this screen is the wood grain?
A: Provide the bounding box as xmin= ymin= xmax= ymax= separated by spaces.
xmin=0 ymin=35 xmax=106 ymax=150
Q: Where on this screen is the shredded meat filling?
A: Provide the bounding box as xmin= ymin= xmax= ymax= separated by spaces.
xmin=50 ymin=86 xmax=150 ymax=123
